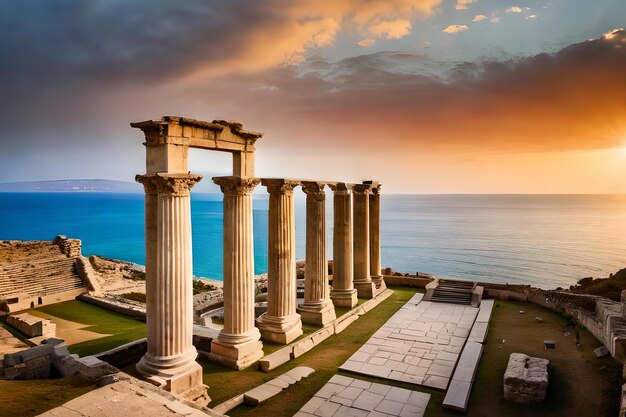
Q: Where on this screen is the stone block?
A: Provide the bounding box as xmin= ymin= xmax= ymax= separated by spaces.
xmin=334 ymin=313 xmax=359 ymax=334
xmin=442 ymin=379 xmax=472 ymax=412
xmin=258 ymin=347 xmax=292 ymax=372
xmin=503 ymin=353 xmax=549 ymax=404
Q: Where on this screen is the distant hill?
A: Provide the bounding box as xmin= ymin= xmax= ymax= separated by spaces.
xmin=0 ymin=179 xmax=142 ymax=193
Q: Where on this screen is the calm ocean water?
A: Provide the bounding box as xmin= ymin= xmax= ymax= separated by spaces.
xmin=1 ymin=193 xmax=625 ymax=289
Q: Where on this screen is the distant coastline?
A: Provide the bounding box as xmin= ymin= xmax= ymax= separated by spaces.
xmin=0 ymin=179 xmax=142 ymax=193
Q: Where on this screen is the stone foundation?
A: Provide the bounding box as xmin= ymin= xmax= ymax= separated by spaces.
xmin=7 ymin=313 xmax=56 ymax=338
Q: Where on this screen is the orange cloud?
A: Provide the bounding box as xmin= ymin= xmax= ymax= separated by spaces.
xmin=472 ymin=14 xmax=487 ymax=22
xmin=221 ymin=30 xmax=626 ymax=157
xmin=455 ymin=0 xmax=476 ymax=11
xmin=443 ymin=24 xmax=469 ymax=34
xmin=182 ymin=0 xmax=442 ymax=81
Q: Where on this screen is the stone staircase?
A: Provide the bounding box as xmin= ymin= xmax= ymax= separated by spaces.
xmin=427 ymin=279 xmax=475 ymax=305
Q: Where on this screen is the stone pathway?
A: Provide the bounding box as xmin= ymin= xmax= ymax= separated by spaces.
xmin=294 ymin=375 xmax=430 ymax=417
xmin=339 ymin=293 xmax=478 ymax=389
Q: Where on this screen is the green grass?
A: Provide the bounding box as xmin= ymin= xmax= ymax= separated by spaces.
xmin=200 ymin=288 xmax=419 ymax=415
xmin=28 ymin=300 xmax=146 ymax=357
xmin=0 ymin=376 xmax=94 ymax=417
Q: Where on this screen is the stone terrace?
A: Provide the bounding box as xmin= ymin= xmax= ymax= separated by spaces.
xmin=340 ymin=293 xmax=479 ymax=390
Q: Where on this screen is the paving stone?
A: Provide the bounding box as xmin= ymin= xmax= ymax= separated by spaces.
xmin=352 ymin=391 xmax=385 ymax=411
xmin=301 ymin=397 xmax=327 ymax=413
xmin=386 ymin=386 xmax=411 ymax=403
xmin=317 ymin=383 xmax=346 ymax=399
xmin=350 ymin=379 xmax=372 ymax=390
xmin=369 ymin=384 xmax=392 ymax=396
xmin=423 ymin=375 xmax=449 ymax=390
xmin=406 ymin=391 xmax=430 ymax=409
xmin=330 ymin=374 xmax=355 ymax=386
xmin=335 ymin=405 xmax=369 ymax=417
xmin=399 ymin=404 xmax=422 ymax=417
xmin=375 ymin=399 xmax=404 ymax=415
xmin=330 ymin=395 xmax=354 ymax=407
xmin=315 ymin=400 xmax=342 ymax=417
xmin=336 ymin=386 xmax=364 ymax=401
xmin=341 ymin=360 xmax=364 ymax=373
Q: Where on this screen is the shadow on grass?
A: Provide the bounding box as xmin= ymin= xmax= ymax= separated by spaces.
xmin=27 ymin=300 xmax=146 ymax=357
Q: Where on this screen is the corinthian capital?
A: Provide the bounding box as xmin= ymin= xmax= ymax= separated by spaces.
xmin=301 ymin=181 xmax=326 ymax=201
xmin=261 ymin=178 xmax=300 ymax=195
xmin=213 ymin=176 xmax=260 ymax=196
xmin=136 ymin=173 xmax=202 ymax=197
xmin=328 ymin=182 xmax=353 ymax=196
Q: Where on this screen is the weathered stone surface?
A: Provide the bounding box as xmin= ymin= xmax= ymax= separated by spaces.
xmin=503 ymin=353 xmax=549 ymax=404
xmin=295 ymin=375 xmax=430 ymax=417
xmin=243 ymin=366 xmax=315 ymax=405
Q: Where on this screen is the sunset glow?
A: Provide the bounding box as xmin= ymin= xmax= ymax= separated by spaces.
xmin=0 ymin=0 xmax=625 ymax=193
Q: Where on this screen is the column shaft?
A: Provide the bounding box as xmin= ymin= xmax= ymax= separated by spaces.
xmin=256 ymin=179 xmax=302 ymax=344
xmin=329 ymin=183 xmax=357 ymax=308
xmin=135 ymin=173 xmax=204 ymax=395
xmin=353 ymin=184 xmax=375 ymax=299
xmin=369 ymin=184 xmax=386 ymax=293
xmin=209 ymin=176 xmax=263 ymax=370
xmin=297 ymin=182 xmax=336 ymax=325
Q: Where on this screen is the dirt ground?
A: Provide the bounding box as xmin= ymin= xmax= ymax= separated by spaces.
xmin=27 ymin=310 xmax=111 ymax=345
xmin=459 ymin=300 xmax=622 ymax=417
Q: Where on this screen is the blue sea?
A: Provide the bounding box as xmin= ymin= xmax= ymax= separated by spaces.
xmin=1 ymin=193 xmax=625 ymax=289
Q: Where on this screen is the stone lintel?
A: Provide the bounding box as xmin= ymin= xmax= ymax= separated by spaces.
xmin=213 ymin=176 xmax=260 ymax=195
xmin=131 ymin=116 xmax=262 ymax=150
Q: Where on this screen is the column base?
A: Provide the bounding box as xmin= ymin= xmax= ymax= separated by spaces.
xmin=136 ymin=351 xmax=205 ymax=397
xmin=371 ymin=275 xmax=387 ymax=295
xmin=297 ymin=301 xmax=337 ymax=326
xmin=330 ymin=288 xmax=358 ymax=308
xmin=354 ymin=280 xmax=376 ymax=299
xmin=256 ymin=313 xmax=303 ymax=344
xmin=207 ymin=329 xmax=264 ymax=370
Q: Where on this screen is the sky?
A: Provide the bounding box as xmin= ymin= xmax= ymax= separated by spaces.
xmin=1 ymin=0 xmax=625 ymax=194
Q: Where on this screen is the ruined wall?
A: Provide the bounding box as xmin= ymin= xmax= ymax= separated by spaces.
xmin=481 ymin=283 xmax=626 ymax=363
xmin=6 ymin=313 xmax=56 ymax=338
xmin=53 ymin=235 xmax=81 ymax=258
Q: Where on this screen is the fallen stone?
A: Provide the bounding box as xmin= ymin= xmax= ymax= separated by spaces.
xmin=594 ymin=346 xmax=609 ymax=358
xmin=503 ymin=353 xmax=549 ymax=404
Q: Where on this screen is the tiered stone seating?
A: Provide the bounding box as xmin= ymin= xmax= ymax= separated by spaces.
xmin=0 ymin=241 xmax=86 ymax=310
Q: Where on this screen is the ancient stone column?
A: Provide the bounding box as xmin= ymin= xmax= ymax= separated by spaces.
xmin=329 ymin=183 xmax=358 ymax=308
xmin=369 ymin=183 xmax=386 ymax=293
xmin=297 ymin=181 xmax=336 ymax=326
xmin=210 ymin=176 xmax=264 ymax=369
xmin=353 ymin=184 xmax=375 ymax=299
xmin=135 ymin=173 xmax=204 ymax=395
xmin=256 ymin=179 xmax=303 ymax=344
